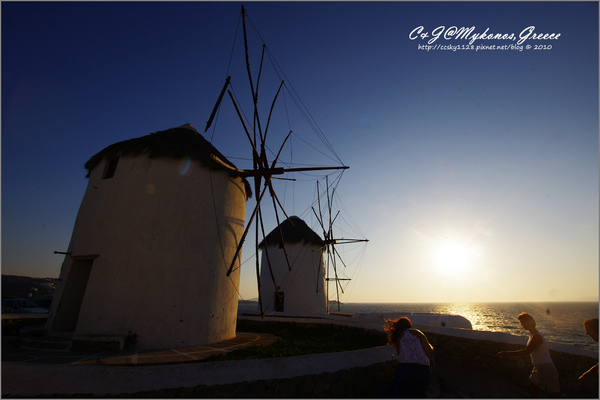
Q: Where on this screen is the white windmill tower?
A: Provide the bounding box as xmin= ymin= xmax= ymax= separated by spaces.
xmin=47 ymin=124 xmax=251 ymax=349
xmin=48 ymin=5 xmax=366 ymax=352
xmin=258 ymin=216 xmax=327 ymax=316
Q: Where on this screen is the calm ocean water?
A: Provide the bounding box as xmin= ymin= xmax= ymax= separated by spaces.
xmin=339 ymin=302 xmax=599 ymax=352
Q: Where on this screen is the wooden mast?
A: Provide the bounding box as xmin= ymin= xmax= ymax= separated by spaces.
xmin=210 ymin=5 xmax=350 ymax=316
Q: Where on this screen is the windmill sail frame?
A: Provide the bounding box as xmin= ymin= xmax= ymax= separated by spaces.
xmin=207 ymin=5 xmax=349 ymax=316
xmin=312 ymin=176 xmax=369 ymax=313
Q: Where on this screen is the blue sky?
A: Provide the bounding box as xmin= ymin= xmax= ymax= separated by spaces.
xmin=2 ymin=1 xmax=598 ymax=303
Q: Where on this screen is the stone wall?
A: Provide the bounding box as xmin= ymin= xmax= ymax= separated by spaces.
xmin=426 ymin=331 xmax=598 ymax=398
xmin=124 ymin=330 xmax=598 ymax=398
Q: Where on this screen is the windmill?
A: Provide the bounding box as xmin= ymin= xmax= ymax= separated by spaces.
xmin=312 ymin=175 xmax=369 ymax=313
xmin=204 ymin=5 xmax=349 ymax=316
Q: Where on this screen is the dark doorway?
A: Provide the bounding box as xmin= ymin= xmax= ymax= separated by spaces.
xmin=274 ymin=291 xmax=284 ymax=312
xmin=52 ymin=259 xmax=93 ymax=332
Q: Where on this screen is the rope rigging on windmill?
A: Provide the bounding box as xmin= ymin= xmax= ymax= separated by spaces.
xmin=205 ymin=5 xmax=367 ymax=317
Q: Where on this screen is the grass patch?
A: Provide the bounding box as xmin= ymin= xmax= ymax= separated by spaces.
xmin=203 ymin=319 xmax=386 ymax=362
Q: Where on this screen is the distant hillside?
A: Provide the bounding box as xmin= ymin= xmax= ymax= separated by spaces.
xmin=1 ymin=275 xmax=57 ymax=301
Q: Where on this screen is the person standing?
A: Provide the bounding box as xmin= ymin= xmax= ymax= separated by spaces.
xmin=578 ymin=317 xmax=598 ymax=385
xmin=381 ymin=317 xmax=434 ymax=398
xmin=498 ymin=312 xmax=560 ymax=398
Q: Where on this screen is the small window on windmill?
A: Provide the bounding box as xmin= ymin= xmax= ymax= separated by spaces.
xmin=274 ymin=291 xmax=284 ymax=312
xmin=102 ymin=157 xmax=119 ymax=179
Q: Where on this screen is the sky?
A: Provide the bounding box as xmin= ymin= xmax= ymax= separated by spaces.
xmin=2 ymin=1 xmax=598 ymax=304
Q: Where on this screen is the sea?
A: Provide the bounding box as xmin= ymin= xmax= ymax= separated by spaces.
xmin=338 ymin=302 xmax=599 ymax=352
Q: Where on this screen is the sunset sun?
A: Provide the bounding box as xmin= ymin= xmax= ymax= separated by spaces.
xmin=430 ymin=239 xmax=481 ymax=279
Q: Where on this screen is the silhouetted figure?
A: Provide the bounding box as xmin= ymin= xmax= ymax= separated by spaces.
xmin=498 ymin=312 xmax=560 ymax=398
xmin=380 ymin=317 xmax=434 ymax=398
xmin=578 ymin=318 xmax=598 ymax=386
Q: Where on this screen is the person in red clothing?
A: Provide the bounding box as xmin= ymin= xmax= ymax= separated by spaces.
xmin=498 ymin=312 xmax=560 ymax=398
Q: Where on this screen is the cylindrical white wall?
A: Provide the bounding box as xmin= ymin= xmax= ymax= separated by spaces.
xmin=47 ymin=149 xmax=247 ymax=349
xmin=259 ymin=242 xmax=327 ymax=316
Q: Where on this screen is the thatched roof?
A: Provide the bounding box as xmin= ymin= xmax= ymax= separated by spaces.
xmin=84 ymin=124 xmax=252 ymax=197
xmin=259 ymin=216 xmax=324 ymax=249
